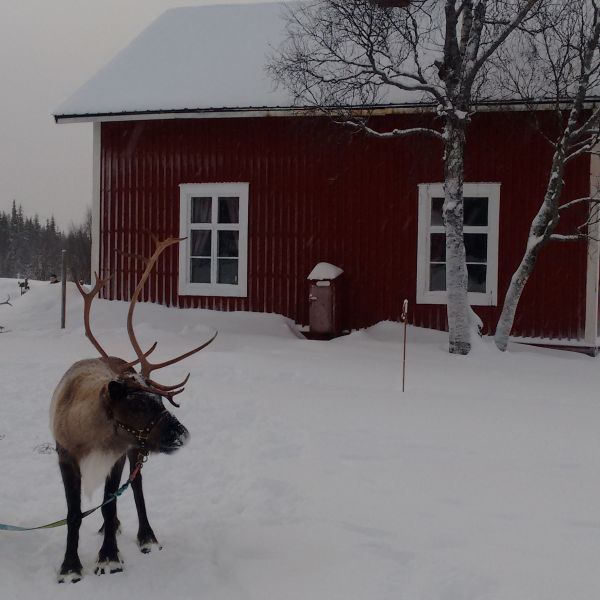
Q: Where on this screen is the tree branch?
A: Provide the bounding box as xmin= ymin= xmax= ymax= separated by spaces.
xmin=346 ymin=122 xmax=445 ymax=140
xmin=549 ymin=233 xmax=585 ymax=242
xmin=471 ymin=0 xmax=541 ymax=80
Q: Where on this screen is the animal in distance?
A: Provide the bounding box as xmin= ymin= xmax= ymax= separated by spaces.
xmin=50 ymin=237 xmax=216 ymax=583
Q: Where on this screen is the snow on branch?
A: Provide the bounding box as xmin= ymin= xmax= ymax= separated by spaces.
xmin=549 ymin=233 xmax=585 ymax=242
xmin=343 ymin=120 xmax=444 ymax=140
xmin=558 ymin=196 xmax=600 ymax=212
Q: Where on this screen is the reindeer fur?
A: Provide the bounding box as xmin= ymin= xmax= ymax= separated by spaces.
xmin=51 ymin=359 xmax=132 ymax=493
xmin=50 ymin=356 xmax=189 ymax=583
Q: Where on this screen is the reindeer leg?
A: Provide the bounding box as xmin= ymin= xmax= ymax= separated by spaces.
xmin=57 ymin=446 xmax=83 ymax=583
xmin=95 ymin=455 xmax=126 ymax=575
xmin=128 ymin=449 xmax=162 ymax=553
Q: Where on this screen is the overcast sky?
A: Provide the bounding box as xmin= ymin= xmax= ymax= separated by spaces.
xmin=0 ymin=0 xmax=280 ymax=228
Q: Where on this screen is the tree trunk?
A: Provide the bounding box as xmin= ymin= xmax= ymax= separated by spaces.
xmin=494 ymin=241 xmax=544 ymax=351
xmin=494 ymin=148 xmax=566 ymax=351
xmin=444 ymin=121 xmax=471 ymax=355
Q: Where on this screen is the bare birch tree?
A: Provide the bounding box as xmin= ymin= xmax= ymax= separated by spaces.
xmin=269 ymin=0 xmax=541 ymax=354
xmin=493 ymin=0 xmax=600 ymax=351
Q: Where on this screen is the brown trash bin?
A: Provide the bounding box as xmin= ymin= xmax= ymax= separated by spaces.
xmin=307 ymin=262 xmax=344 ymax=337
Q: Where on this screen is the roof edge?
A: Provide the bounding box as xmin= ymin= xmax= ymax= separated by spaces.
xmin=55 ymin=99 xmax=600 ymax=124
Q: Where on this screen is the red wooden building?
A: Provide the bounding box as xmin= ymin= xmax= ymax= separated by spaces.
xmin=54 ymin=3 xmax=600 ymax=352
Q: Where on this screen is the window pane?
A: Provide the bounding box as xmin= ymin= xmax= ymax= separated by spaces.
xmin=465 ymin=233 xmax=487 ymax=263
xmin=191 ymin=230 xmax=211 ymax=257
xmin=464 ymin=197 xmax=488 ymax=226
xmin=430 ymin=233 xmax=446 ymax=262
xmin=218 ymin=197 xmax=240 ymax=224
xmin=429 ymin=264 xmax=487 ymax=293
xmin=218 ymin=259 xmax=238 ymax=284
xmin=191 ymin=258 xmax=211 ymax=283
xmin=467 ymin=264 xmax=487 ymax=292
xmin=431 ymin=197 xmax=444 ymax=226
xmin=218 ymin=230 xmax=239 ymax=258
xmin=429 ymin=264 xmax=446 ymax=291
xmin=431 ymin=196 xmax=489 ymax=226
xmin=191 ymin=197 xmax=212 ymax=223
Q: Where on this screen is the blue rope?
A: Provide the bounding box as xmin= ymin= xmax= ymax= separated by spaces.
xmin=0 ymin=479 xmax=132 ymax=532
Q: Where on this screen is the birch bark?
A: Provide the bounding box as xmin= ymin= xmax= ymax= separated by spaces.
xmin=494 ymin=148 xmax=566 ymax=351
xmin=443 ymin=120 xmax=471 ymax=354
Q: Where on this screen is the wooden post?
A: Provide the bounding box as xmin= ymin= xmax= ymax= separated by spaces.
xmin=401 ymin=299 xmax=408 ymax=392
xmin=61 ymin=250 xmax=67 ymax=329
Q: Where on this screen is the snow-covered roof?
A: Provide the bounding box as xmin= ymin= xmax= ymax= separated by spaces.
xmin=55 ymin=2 xmax=427 ymax=122
xmin=54 ymin=2 xmax=600 ymax=123
xmin=55 ymin=3 xmax=299 ymax=121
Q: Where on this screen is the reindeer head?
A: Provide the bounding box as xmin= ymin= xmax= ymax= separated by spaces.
xmin=105 ymin=373 xmax=190 ymax=454
xmin=75 ymin=236 xmax=216 ymax=456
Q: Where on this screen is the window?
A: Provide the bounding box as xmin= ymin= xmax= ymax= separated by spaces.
xmin=416 ymin=183 xmax=500 ymax=305
xmin=178 ymin=183 xmax=249 ymax=297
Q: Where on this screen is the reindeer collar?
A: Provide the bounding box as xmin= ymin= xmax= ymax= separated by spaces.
xmin=114 ymin=410 xmax=169 ymax=453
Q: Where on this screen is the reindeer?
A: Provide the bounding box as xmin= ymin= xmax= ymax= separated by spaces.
xmin=50 ymin=237 xmax=216 ymax=583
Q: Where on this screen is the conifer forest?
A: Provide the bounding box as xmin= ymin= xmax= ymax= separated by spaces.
xmin=0 ymin=201 xmax=91 ymax=283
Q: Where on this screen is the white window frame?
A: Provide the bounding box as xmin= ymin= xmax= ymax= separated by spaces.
xmin=178 ymin=183 xmax=249 ymax=297
xmin=416 ymin=182 xmax=500 ymax=306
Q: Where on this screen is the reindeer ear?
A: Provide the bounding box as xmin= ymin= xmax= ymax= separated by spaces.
xmin=108 ymin=380 xmax=127 ymax=402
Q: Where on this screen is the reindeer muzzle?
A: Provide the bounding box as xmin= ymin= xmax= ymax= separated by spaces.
xmin=158 ymin=414 xmax=189 ymax=454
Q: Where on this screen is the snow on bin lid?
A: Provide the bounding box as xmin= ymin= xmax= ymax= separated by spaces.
xmin=307 ymin=262 xmax=344 ymax=281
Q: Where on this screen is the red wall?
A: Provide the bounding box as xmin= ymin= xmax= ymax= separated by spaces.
xmin=99 ymin=112 xmax=589 ymax=339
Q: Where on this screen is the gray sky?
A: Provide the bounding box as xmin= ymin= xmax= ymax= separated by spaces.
xmin=0 ymin=0 xmax=279 ymax=228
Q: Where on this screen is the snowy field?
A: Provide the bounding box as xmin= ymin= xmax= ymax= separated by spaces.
xmin=0 ymin=277 xmax=599 ymax=600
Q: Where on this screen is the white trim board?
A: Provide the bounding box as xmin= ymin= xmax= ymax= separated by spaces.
xmin=511 ymin=336 xmax=592 ymax=349
xmin=585 ymin=149 xmax=600 ymax=346
xmin=91 ymin=122 xmax=101 ymax=280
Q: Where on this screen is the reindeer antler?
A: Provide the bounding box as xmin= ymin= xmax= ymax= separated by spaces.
xmin=125 ymin=236 xmax=218 ymax=405
xmin=75 ymin=274 xmax=157 ymax=365
xmin=75 ymin=238 xmax=216 ymax=404
xmin=75 ymin=273 xmax=113 ymax=359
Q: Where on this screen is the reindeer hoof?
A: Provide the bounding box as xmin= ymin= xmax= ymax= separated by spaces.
xmin=57 ymin=569 xmax=83 ymax=584
xmin=138 ymin=529 xmax=162 ymax=553
xmin=94 ymin=558 xmax=124 ymax=575
xmin=139 ymin=540 xmax=162 ymax=554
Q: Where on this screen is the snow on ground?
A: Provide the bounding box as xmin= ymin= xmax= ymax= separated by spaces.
xmin=0 ymin=277 xmax=599 ymax=599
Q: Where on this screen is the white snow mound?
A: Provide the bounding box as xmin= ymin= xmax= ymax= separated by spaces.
xmin=0 ymin=278 xmax=597 ymax=600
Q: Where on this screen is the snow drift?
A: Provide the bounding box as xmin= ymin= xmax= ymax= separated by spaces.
xmin=0 ymin=279 xmax=598 ymax=598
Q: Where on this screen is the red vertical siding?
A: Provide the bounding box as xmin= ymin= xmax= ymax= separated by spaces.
xmin=99 ymin=112 xmax=589 ymax=340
